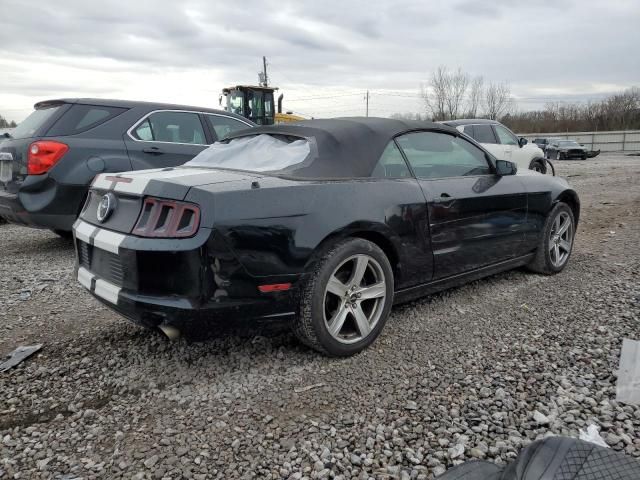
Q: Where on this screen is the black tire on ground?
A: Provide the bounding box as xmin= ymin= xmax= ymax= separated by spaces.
xmin=530 ymin=158 xmax=547 ymax=174
xmin=527 ymin=202 xmax=575 ymax=275
xmin=581 ymin=155 xmax=587 ymax=160
xmin=293 ymin=238 xmax=394 ymax=356
xmin=52 ymin=229 xmax=73 ymax=240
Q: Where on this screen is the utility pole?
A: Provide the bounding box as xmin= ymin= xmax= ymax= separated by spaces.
xmin=365 ymin=90 xmax=369 ymax=117
xmin=262 ymin=56 xmax=269 ymax=87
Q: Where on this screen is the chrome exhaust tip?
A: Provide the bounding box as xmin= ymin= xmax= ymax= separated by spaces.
xmin=158 ymin=324 xmax=181 ymax=340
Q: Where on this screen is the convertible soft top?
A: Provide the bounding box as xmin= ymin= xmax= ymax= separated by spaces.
xmin=224 ymin=117 xmax=459 ymax=178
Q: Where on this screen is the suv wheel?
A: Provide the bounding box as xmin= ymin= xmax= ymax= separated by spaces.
xmin=530 ymin=158 xmax=547 ymax=174
xmin=52 ymin=229 xmax=73 ymax=240
xmin=293 ymin=238 xmax=394 ymax=356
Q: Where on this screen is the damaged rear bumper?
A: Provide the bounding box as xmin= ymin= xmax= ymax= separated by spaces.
xmin=73 ymin=220 xmax=299 ymax=330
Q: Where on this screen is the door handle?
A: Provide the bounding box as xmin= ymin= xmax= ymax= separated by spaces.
xmin=142 ymin=147 xmax=164 ymax=155
xmin=434 ymin=193 xmax=456 ymax=206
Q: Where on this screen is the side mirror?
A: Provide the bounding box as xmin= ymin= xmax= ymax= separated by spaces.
xmin=518 ymin=137 xmax=528 ymax=147
xmin=496 ymin=160 xmax=517 ymax=176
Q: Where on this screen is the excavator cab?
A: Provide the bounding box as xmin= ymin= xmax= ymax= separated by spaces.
xmin=221 ymin=86 xmax=276 ymax=125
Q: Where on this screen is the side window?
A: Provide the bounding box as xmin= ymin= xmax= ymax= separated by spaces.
xmin=494 ymin=125 xmax=519 ymax=146
xmin=47 ymin=104 xmax=127 ymax=136
xmin=206 ymin=115 xmax=250 ymax=141
xmin=463 ymin=125 xmax=475 ymax=138
xmin=371 ymin=141 xmax=411 ymax=178
xmin=396 ymin=131 xmax=491 ymax=179
xmin=473 ymin=124 xmax=498 ymax=144
xmin=131 ymin=111 xmax=206 ymax=145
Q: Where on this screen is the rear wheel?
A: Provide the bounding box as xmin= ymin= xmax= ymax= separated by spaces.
xmin=530 ymin=158 xmax=547 ymax=174
xmin=52 ymin=229 xmax=73 ymax=240
xmin=527 ymin=202 xmax=575 ymax=274
xmin=293 ymin=238 xmax=394 ymax=356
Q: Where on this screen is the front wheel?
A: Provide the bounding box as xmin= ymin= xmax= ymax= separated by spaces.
xmin=527 ymin=202 xmax=575 ymax=274
xmin=293 ymin=238 xmax=394 ymax=356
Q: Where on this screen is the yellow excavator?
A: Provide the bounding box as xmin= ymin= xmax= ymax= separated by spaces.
xmin=220 ymin=85 xmax=304 ymax=125
xmin=219 ymin=58 xmax=305 ymax=125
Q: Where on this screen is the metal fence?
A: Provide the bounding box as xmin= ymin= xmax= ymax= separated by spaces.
xmin=519 ymin=130 xmax=640 ymax=152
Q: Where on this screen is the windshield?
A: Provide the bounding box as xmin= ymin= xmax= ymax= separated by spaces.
xmin=559 ymin=141 xmax=579 ymax=146
xmin=11 ymin=105 xmax=62 ymax=139
xmin=184 ymin=134 xmax=311 ymax=173
xmin=227 ymin=91 xmax=244 ymax=117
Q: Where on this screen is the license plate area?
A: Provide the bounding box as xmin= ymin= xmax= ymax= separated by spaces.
xmin=0 ymin=152 xmax=13 ymax=183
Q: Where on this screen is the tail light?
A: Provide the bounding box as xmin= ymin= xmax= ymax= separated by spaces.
xmin=28 ymin=141 xmax=69 ymax=175
xmin=133 ymin=197 xmax=200 ymax=238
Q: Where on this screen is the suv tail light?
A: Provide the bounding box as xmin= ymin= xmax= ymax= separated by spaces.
xmin=133 ymin=197 xmax=200 ymax=238
xmin=27 ymin=141 xmax=69 ymax=175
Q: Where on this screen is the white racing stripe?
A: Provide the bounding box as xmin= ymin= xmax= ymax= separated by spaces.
xmin=94 ymin=279 xmax=121 ymax=305
xmin=93 ymin=228 xmax=126 ymax=254
xmin=74 ymin=220 xmax=97 ymax=244
xmin=92 ymin=168 xmax=211 ymax=195
xmin=77 ymin=267 xmax=94 ymax=290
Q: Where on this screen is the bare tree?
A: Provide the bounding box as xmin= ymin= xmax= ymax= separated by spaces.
xmin=445 ymin=68 xmax=469 ymax=120
xmin=466 ymin=76 xmax=484 ymax=118
xmin=422 ymin=66 xmax=449 ymax=121
xmin=483 ymin=82 xmax=512 ymax=120
xmin=501 ymin=86 xmax=640 ymax=133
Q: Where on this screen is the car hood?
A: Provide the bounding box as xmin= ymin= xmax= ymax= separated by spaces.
xmin=91 ymin=167 xmax=264 ymax=200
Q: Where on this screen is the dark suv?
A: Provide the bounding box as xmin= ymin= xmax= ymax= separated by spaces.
xmin=0 ymin=99 xmax=254 ymax=235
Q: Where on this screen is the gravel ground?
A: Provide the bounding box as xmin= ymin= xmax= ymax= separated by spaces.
xmin=1 ymin=154 xmax=639 ymax=479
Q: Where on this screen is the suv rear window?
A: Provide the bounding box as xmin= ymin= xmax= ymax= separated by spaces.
xmin=11 ymin=105 xmax=62 ymax=139
xmin=46 ymin=104 xmax=127 ymax=136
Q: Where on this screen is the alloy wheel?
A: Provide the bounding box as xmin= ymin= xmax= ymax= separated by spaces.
xmin=323 ymin=254 xmax=387 ymax=344
xmin=549 ymin=211 xmax=573 ymax=268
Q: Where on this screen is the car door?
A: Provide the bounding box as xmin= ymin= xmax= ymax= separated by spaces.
xmin=124 ymin=110 xmax=210 ymax=170
xmin=396 ymin=130 xmax=528 ymax=279
xmin=493 ymin=124 xmax=521 ymax=163
xmin=464 ymin=124 xmax=507 ymax=160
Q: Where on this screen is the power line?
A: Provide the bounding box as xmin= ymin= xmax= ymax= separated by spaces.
xmin=287 ymin=92 xmax=363 ymax=102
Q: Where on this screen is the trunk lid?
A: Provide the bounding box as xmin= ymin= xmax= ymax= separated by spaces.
xmin=82 ymin=167 xmax=263 ymax=233
xmin=90 ymin=167 xmax=262 ymax=200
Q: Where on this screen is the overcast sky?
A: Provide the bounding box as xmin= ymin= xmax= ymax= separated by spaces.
xmin=1 ymin=0 xmax=638 ymax=122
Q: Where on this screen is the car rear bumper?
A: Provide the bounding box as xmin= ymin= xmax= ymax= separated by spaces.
xmin=0 ymin=180 xmax=86 ymax=231
xmin=560 ymin=149 xmax=587 ymax=159
xmin=73 ymin=220 xmax=300 ymax=331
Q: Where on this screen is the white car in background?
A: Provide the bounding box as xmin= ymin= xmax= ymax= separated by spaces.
xmin=443 ymin=119 xmax=548 ymax=174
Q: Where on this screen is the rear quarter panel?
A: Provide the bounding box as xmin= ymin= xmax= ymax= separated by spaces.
xmin=46 ymin=106 xmax=156 ymax=186
xmin=185 ymin=177 xmax=433 ymax=289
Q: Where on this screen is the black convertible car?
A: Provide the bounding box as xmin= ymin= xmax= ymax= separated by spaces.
xmin=73 ymin=118 xmax=579 ymax=356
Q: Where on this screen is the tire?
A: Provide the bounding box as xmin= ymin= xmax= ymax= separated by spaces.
xmin=581 ymin=155 xmax=587 ymax=160
xmin=52 ymin=229 xmax=73 ymax=240
xmin=293 ymin=238 xmax=394 ymax=356
xmin=530 ymin=158 xmax=547 ymax=174
xmin=527 ymin=202 xmax=575 ymax=275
